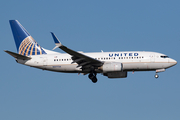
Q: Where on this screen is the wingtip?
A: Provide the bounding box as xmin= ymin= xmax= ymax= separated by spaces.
xmin=50 ymin=32 xmax=54 ymax=35
xmin=51 ymin=32 xmax=61 ymax=44
xmin=51 ymin=32 xmax=62 ymax=50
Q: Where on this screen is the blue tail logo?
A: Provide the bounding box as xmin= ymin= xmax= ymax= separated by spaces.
xmin=9 ymin=20 xmax=46 ymax=56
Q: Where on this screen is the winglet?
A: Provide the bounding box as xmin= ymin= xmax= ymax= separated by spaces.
xmin=51 ymin=32 xmax=62 ymax=50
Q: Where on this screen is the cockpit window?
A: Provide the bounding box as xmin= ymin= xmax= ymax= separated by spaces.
xmin=161 ymin=56 xmax=169 ymax=58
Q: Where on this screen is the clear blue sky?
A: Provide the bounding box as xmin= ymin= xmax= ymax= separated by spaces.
xmin=1 ymin=0 xmax=180 ymax=120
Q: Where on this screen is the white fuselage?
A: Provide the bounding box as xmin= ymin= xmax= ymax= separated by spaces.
xmin=17 ymin=51 xmax=177 ymax=73
xmin=7 ymin=20 xmax=177 ymax=82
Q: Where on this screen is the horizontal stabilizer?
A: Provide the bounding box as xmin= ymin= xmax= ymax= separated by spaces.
xmin=4 ymin=50 xmax=31 ymax=60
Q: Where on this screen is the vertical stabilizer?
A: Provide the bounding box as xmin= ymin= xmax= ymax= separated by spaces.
xmin=9 ymin=20 xmax=46 ymax=56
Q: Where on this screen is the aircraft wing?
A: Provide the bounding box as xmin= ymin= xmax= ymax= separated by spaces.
xmin=51 ymin=32 xmax=103 ymax=68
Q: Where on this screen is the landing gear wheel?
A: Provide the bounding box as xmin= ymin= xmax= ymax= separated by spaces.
xmin=88 ymin=72 xmax=98 ymax=83
xmin=91 ymin=76 xmax=97 ymax=83
xmin=88 ymin=73 xmax=94 ymax=79
xmin=155 ymin=74 xmax=159 ymax=78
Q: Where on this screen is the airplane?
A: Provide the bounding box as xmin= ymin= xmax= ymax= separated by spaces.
xmin=5 ymin=20 xmax=177 ymax=83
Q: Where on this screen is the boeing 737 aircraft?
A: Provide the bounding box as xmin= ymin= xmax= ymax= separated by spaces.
xmin=5 ymin=20 xmax=177 ymax=83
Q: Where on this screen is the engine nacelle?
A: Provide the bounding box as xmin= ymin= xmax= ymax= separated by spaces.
xmin=101 ymin=62 xmax=123 ymax=73
xmin=104 ymin=71 xmax=127 ymax=78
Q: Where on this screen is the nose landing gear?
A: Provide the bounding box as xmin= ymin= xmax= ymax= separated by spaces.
xmin=154 ymin=69 xmax=165 ymax=79
xmin=155 ymin=74 xmax=159 ymax=78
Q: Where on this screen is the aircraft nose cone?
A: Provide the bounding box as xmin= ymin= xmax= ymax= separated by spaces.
xmin=170 ymin=59 xmax=177 ymax=66
xmin=174 ymin=60 xmax=177 ymax=65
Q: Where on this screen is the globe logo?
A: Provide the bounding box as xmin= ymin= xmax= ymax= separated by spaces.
xmin=18 ymin=36 xmax=46 ymax=56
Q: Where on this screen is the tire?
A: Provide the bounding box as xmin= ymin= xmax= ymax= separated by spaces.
xmin=88 ymin=73 xmax=94 ymax=79
xmin=88 ymin=73 xmax=98 ymax=83
xmin=92 ymin=77 xmax=97 ymax=83
xmin=155 ymin=74 xmax=159 ymax=78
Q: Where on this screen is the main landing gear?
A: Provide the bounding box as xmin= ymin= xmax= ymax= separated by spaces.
xmin=88 ymin=72 xmax=97 ymax=83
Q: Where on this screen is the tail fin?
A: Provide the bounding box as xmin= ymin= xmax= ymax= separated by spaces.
xmin=9 ymin=20 xmax=46 ymax=56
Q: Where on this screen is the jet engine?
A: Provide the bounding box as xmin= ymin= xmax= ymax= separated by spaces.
xmin=99 ymin=62 xmax=127 ymax=78
xmin=101 ymin=62 xmax=123 ymax=73
xmin=103 ymin=71 xmax=127 ymax=78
